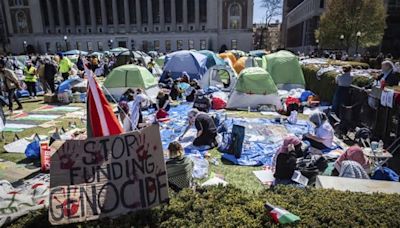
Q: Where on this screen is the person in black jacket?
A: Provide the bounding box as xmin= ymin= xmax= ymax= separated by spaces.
xmin=44 ymin=57 xmax=57 ymax=93
xmin=273 ymin=136 xmax=303 ymax=186
xmin=375 ymin=60 xmax=400 ymax=87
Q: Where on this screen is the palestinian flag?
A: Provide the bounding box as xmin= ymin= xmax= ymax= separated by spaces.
xmin=85 ymin=63 xmax=123 ymax=138
xmin=265 ymin=202 xmax=300 ymax=224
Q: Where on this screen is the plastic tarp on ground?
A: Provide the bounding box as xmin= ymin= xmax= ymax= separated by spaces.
xmin=160 ymin=50 xmax=208 ymax=81
xmin=200 ymin=65 xmax=237 ymax=92
xmin=233 ymin=57 xmax=258 ymax=74
xmin=103 ymin=64 xmax=159 ymax=100
xmin=263 ymin=50 xmax=306 ymax=90
xmin=197 ymin=50 xmax=226 ymax=68
xmin=58 ymin=76 xmax=84 ymax=93
xmin=227 ymin=67 xmax=282 ymax=109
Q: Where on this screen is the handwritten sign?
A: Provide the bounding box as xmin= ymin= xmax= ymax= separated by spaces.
xmin=49 ymin=125 xmax=168 ymax=225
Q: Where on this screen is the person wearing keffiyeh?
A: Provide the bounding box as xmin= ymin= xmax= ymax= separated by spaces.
xmin=333 ymin=145 xmax=370 ymax=178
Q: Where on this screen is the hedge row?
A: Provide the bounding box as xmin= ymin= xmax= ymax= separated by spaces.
xmin=10 ymin=185 xmax=400 ymax=227
xmin=302 ymin=64 xmax=372 ymax=102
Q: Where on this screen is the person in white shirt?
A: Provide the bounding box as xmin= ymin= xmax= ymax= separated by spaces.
xmin=303 ymin=112 xmax=334 ymax=150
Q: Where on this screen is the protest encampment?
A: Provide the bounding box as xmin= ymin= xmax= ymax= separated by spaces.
xmin=1 ymin=0 xmax=400 ymax=226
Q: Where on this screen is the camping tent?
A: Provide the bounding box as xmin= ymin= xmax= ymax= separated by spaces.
xmin=219 ymin=52 xmax=237 ymax=65
xmin=198 ymin=50 xmax=226 ymax=68
xmin=249 ymin=50 xmax=268 ymax=58
xmin=229 ymin=50 xmax=247 ymax=59
xmin=103 ymin=65 xmax=159 ymax=101
xmin=254 ymin=57 xmax=263 ymax=69
xmin=160 ymin=50 xmax=208 ymax=81
xmin=110 ymin=47 xmax=129 ymax=54
xmin=115 ymin=50 xmax=150 ymax=67
xmin=227 ymin=67 xmax=282 ymax=109
xmin=233 ymin=57 xmax=258 ymax=74
xmin=200 ymin=65 xmax=237 ymax=92
xmin=155 ymin=55 xmax=166 ymax=67
xmin=263 ymin=50 xmax=306 ymax=90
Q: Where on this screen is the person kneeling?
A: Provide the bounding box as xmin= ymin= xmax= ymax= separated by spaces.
xmin=273 ymin=136 xmax=303 ymax=186
xmin=166 ymin=142 xmax=194 ymax=192
xmin=179 ymin=109 xmax=218 ymax=148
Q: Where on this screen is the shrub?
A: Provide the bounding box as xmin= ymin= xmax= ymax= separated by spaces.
xmin=327 ymin=60 xmax=370 ymax=69
xmin=9 ymin=185 xmax=400 ymax=227
xmin=302 ymin=65 xmax=373 ymax=102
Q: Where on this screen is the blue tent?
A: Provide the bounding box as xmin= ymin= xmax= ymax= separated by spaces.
xmin=160 ymin=50 xmax=208 ymax=82
xmin=197 ymin=50 xmax=226 ymax=68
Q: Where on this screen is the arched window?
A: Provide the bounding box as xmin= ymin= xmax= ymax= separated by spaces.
xmin=229 ymin=3 xmax=241 ymax=29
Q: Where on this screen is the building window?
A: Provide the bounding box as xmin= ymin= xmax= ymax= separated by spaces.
xmin=202 ymin=25 xmax=205 ymax=31
xmin=129 ymin=0 xmax=137 ymax=24
xmin=99 ymin=28 xmax=103 ymax=33
xmin=117 ymin=0 xmax=125 ymax=24
xmin=320 ymin=0 xmax=324 ymax=8
xmin=188 ymin=40 xmax=194 ymax=49
xmin=63 ymin=1 xmax=70 ymax=26
xmin=164 ymin=0 xmax=171 ymax=23
xmin=45 ymin=42 xmax=51 ymax=52
xmin=155 ymin=26 xmax=159 ymax=32
xmin=229 ymin=3 xmax=241 ymax=29
xmin=40 ymin=0 xmax=50 ymax=26
xmin=200 ymin=40 xmax=206 ymax=50
xmin=56 ymin=42 xmax=62 ymax=51
xmin=152 ymin=0 xmax=160 ymax=23
xmin=76 ymin=42 xmax=81 ymax=50
xmin=190 ymin=26 xmax=194 ymax=31
xmin=72 ymin=0 xmax=80 ymax=25
xmin=231 ymin=39 xmax=238 ymax=49
xmin=95 ymin=0 xmax=102 ymax=25
xmin=178 ymin=26 xmax=182 ymax=32
xmin=87 ymin=42 xmax=93 ymax=51
xmin=176 ymin=0 xmax=183 ymax=23
xmin=118 ymin=41 xmax=127 ymax=48
xmin=77 ymin=28 xmax=81 ymax=33
xmin=187 ymin=0 xmax=195 ymax=23
xmin=177 ymin=40 xmax=183 ymax=50
xmin=142 ymin=40 xmax=149 ymax=52
xmin=98 ymin=42 xmax=103 ymax=51
xmin=141 ymin=0 xmax=148 ymax=24
xmin=144 ymin=27 xmax=148 ymax=32
xmin=131 ymin=40 xmax=135 ymax=50
xmin=106 ymin=0 xmax=113 ymax=24
xmin=167 ymin=26 xmax=170 ymax=31
xmin=51 ymin=1 xmax=60 ymax=26
xmin=200 ymin=0 xmax=207 ymax=23
xmin=165 ymin=40 xmax=171 ymax=52
xmin=88 ymin=28 xmax=92 ymax=33
xmin=67 ymin=29 xmax=71 ymax=33
xmin=154 ymin=40 xmax=160 ymax=51
xmin=83 ymin=0 xmax=91 ymax=25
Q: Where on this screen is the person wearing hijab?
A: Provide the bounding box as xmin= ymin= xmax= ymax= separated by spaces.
xmin=333 ymin=145 xmax=370 ymax=178
xmin=375 ymin=60 xmax=400 ymax=87
xmin=273 ymin=136 xmax=303 ymax=186
xmin=303 ymin=112 xmax=334 ymax=150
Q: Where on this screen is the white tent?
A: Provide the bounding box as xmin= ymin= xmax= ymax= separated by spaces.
xmin=200 ymin=65 xmax=237 ymax=92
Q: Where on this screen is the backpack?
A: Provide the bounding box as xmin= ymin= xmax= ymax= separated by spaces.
xmin=218 ymin=124 xmax=245 ymax=158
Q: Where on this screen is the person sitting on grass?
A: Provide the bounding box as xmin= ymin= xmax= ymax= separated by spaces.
xmin=303 ymin=112 xmax=334 ymax=150
xmin=156 ymin=91 xmax=171 ymax=111
xmin=170 ymin=80 xmax=183 ymax=101
xmin=273 ymin=136 xmax=304 ymax=186
xmin=179 ymin=109 xmax=218 ymax=148
xmin=193 ymin=90 xmax=211 ymax=113
xmin=332 ymin=145 xmax=370 ymax=179
xmin=185 ymin=80 xmax=200 ymax=102
xmin=166 ymin=141 xmax=194 ymax=192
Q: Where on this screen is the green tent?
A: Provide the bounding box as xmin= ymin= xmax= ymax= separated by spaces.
xmin=263 ymin=50 xmax=305 ymax=89
xmin=155 ymin=55 xmax=166 ymax=67
xmin=254 ymin=57 xmax=263 ymax=68
xmin=235 ymin=67 xmax=278 ymax=95
xmin=103 ymin=65 xmax=159 ymax=99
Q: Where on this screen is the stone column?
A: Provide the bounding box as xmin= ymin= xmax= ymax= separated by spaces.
xmin=171 ymin=0 xmax=176 ymax=31
xmin=159 ymin=0 xmax=165 ymax=31
xmin=57 ymin=0 xmax=65 ymax=30
xmin=194 ymin=0 xmax=199 ymax=30
xmin=67 ymin=0 xmax=75 ymax=28
xmin=182 ymin=0 xmax=188 ymax=30
xmin=136 ymin=0 xmax=142 ymax=31
xmin=46 ymin=0 xmax=55 ymax=32
xmin=101 ymin=0 xmax=107 ymax=27
xmin=78 ymin=0 xmax=86 ymax=27
xmin=112 ymin=0 xmax=118 ymax=27
xmin=147 ymin=0 xmax=153 ymax=31
xmin=89 ymin=0 xmax=96 ymax=29
xmin=124 ymin=0 xmax=130 ymax=30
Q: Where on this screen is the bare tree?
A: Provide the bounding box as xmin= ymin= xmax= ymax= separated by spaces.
xmin=261 ymin=0 xmax=282 ymax=26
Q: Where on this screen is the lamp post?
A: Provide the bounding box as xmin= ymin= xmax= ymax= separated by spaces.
xmin=339 ymin=34 xmax=344 ymax=52
xmin=315 ymin=39 xmax=319 ymax=57
xmin=23 ymin=41 xmax=27 ymax=54
xmin=64 ymin=35 xmax=68 ymax=51
xmin=108 ymin=39 xmax=113 ymax=50
xmin=355 ymin=31 xmax=361 ymax=54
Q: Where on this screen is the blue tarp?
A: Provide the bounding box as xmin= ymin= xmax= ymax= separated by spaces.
xmin=58 ymin=77 xmax=83 ymax=93
xmin=160 ymin=50 xmax=208 ymax=82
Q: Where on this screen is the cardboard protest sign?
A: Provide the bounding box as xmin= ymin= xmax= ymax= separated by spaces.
xmin=49 ymin=124 xmax=169 ymax=225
